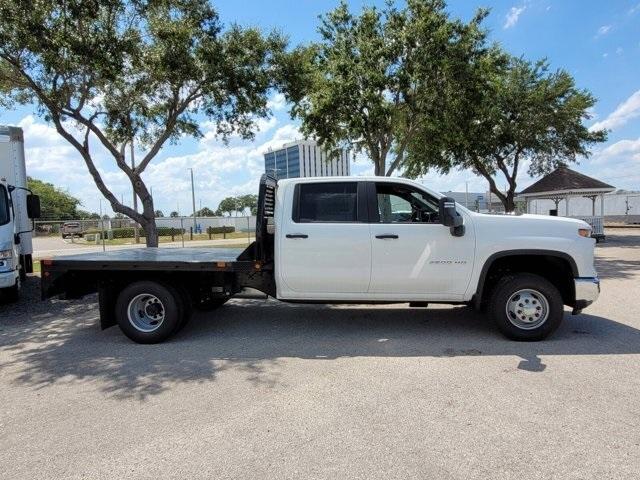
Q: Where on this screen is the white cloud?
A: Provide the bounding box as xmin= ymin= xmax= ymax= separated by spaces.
xmin=577 ymin=138 xmax=640 ymax=189
xmin=594 ymin=137 xmax=640 ymax=161
xmin=267 ymin=92 xmax=287 ymax=112
xmin=595 ymin=25 xmax=611 ymax=38
xmin=629 ymin=3 xmax=640 ymax=14
xmin=504 ymin=5 xmax=526 ymax=29
xmin=590 ymin=90 xmax=640 ymax=131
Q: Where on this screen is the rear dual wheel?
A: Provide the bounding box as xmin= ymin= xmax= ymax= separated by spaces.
xmin=115 ymin=281 xmax=190 ymax=344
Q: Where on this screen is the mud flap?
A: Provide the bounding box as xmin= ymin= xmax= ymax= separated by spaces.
xmin=98 ymin=283 xmax=117 ymax=330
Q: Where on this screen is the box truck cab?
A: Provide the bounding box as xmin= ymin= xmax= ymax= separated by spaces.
xmin=0 ymin=126 xmax=41 ymax=301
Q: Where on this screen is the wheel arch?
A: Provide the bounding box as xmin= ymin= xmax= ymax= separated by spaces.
xmin=473 ymin=250 xmax=578 ymax=311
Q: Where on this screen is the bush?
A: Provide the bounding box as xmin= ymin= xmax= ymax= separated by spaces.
xmin=84 ymin=227 xmax=185 ymax=239
xmin=206 ymin=226 xmax=235 ymax=235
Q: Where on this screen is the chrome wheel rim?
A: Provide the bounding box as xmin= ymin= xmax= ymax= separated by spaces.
xmin=505 ymin=289 xmax=549 ymax=330
xmin=127 ymin=294 xmax=165 ymax=332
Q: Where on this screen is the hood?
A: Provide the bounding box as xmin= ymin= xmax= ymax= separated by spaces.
xmin=469 ymin=211 xmax=590 ymax=236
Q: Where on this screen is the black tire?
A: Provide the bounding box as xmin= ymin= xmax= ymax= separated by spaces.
xmin=172 ymin=285 xmax=193 ymax=333
xmin=194 ymin=296 xmax=229 ymax=312
xmin=1 ymin=279 xmax=20 ymax=303
xmin=488 ymin=273 xmax=564 ymax=341
xmin=115 ymin=281 xmax=184 ymax=344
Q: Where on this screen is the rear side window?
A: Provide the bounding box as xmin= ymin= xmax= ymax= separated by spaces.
xmin=295 ymin=182 xmax=358 ymax=222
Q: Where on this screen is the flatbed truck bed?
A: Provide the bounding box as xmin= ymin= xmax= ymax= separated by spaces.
xmin=41 ymin=247 xmax=249 ymax=273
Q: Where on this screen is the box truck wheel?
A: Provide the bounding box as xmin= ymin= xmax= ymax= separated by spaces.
xmin=115 ymin=281 xmax=184 ymax=344
xmin=488 ymin=273 xmax=563 ymax=341
xmin=1 ymin=278 xmax=20 ymax=303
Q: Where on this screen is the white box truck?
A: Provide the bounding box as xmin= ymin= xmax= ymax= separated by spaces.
xmin=0 ymin=125 xmax=41 ymax=301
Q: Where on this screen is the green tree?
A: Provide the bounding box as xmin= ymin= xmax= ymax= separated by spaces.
xmin=0 ymin=0 xmax=287 ymax=246
xmin=238 ymin=194 xmax=258 ymax=215
xmin=217 ymin=197 xmax=239 ymax=216
xmin=154 ymin=210 xmax=164 ymax=217
xmin=77 ymin=211 xmax=102 ymax=220
xmin=285 ymin=0 xmax=487 ymax=176
xmin=27 ymin=177 xmax=82 ymax=219
xmin=169 ymin=211 xmax=180 ymax=218
xmin=195 ymin=207 xmax=215 ymax=217
xmin=403 ymin=56 xmax=608 ymax=211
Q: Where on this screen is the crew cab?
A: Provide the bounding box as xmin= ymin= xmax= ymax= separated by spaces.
xmin=41 ymin=174 xmax=600 ymax=343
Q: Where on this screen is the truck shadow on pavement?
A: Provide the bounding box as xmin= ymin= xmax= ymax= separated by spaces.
xmin=1 ymin=281 xmax=639 ymax=400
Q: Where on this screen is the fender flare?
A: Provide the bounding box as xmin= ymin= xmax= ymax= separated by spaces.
xmin=473 ymin=249 xmax=579 ymax=309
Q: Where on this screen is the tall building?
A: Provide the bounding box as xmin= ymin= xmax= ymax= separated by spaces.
xmin=264 ymin=140 xmax=350 ymax=179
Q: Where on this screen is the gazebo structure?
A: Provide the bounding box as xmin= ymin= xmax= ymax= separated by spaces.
xmin=517 ymin=166 xmax=615 ymax=241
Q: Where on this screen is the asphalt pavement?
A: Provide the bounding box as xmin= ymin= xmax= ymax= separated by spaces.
xmin=0 ymin=231 xmax=638 ymax=479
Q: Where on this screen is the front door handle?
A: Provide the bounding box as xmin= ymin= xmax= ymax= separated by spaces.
xmin=286 ymin=233 xmax=309 ymax=239
xmin=375 ymin=234 xmax=399 ymax=239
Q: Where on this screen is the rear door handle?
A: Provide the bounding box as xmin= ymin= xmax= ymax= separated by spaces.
xmin=375 ymin=234 xmax=399 ymax=239
xmin=286 ymin=233 xmax=309 ymax=239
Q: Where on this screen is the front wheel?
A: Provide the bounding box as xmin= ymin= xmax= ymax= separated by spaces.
xmin=115 ymin=281 xmax=184 ymax=344
xmin=1 ymin=278 xmax=20 ymax=303
xmin=489 ymin=273 xmax=564 ymax=341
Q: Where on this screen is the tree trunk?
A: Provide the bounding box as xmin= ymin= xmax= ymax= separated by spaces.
xmin=504 ymin=192 xmax=516 ymax=213
xmin=141 ymin=217 xmax=159 ymax=247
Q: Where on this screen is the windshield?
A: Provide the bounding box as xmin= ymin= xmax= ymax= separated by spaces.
xmin=0 ymin=185 xmax=9 ymax=226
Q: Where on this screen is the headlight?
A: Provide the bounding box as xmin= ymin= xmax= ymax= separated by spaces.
xmin=0 ymin=249 xmax=12 ymax=270
xmin=578 ymin=228 xmax=591 ymax=238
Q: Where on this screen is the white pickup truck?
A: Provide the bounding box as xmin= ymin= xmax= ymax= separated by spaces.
xmin=42 ymin=174 xmax=600 ymax=343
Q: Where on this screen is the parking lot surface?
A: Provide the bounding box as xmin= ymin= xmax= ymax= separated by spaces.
xmin=1 ymin=231 xmax=639 ymax=479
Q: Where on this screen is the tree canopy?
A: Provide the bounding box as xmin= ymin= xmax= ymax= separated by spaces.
xmin=216 ymin=197 xmax=239 ymax=216
xmin=195 ymin=206 xmax=215 ymax=217
xmin=286 ymin=0 xmax=488 ymax=176
xmin=403 ymin=56 xmax=607 ymax=211
xmin=0 ymin=0 xmax=288 ymax=246
xmin=27 ymin=177 xmax=83 ymax=219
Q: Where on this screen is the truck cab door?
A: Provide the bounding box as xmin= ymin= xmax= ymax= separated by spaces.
xmin=367 ymin=182 xmax=475 ymax=299
xmin=277 ymin=181 xmax=371 ymax=298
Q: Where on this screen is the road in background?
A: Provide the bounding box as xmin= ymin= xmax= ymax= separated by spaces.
xmin=1 ymin=232 xmax=639 ymax=479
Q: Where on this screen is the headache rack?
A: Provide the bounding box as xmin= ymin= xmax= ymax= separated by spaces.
xmin=238 ymin=173 xmax=277 ymax=265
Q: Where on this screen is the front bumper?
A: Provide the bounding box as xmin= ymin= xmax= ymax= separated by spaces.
xmin=0 ymin=269 xmax=17 ymax=289
xmin=574 ymin=277 xmax=600 ymax=310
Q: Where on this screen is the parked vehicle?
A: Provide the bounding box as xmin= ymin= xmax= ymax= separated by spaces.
xmin=0 ymin=126 xmax=41 ymax=302
xmin=61 ymin=222 xmax=83 ymax=239
xmin=41 ymin=174 xmax=599 ymax=343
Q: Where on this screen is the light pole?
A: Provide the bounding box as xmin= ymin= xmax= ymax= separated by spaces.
xmin=99 ymin=198 xmax=105 ymax=252
xmin=465 ymin=181 xmax=469 ymax=209
xmin=189 ymin=168 xmax=197 ymax=231
xmin=131 ymin=140 xmax=139 ymax=244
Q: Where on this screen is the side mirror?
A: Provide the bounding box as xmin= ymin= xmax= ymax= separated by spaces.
xmin=438 ymin=197 xmax=464 ymax=237
xmin=27 ymin=194 xmax=41 ymax=219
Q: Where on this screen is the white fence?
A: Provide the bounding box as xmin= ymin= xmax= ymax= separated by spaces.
xmin=34 ymin=215 xmax=257 ymax=237
xmin=156 ymin=216 xmax=256 ymax=233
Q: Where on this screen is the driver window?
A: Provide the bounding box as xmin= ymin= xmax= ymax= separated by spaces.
xmin=375 ymin=183 xmax=440 ymax=224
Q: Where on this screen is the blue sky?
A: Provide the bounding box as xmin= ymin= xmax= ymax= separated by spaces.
xmin=1 ymin=0 xmax=639 ymax=215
